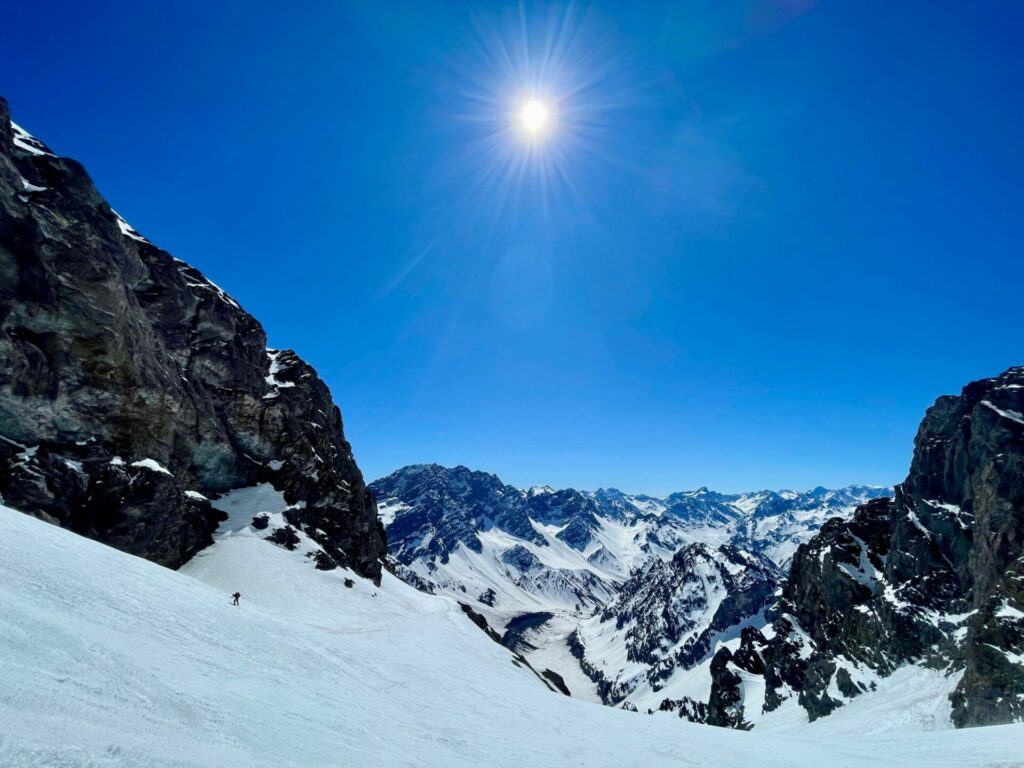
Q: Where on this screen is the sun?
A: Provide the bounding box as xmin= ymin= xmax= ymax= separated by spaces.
xmin=518 ymin=98 xmax=552 ymax=139
xmin=444 ymin=4 xmax=633 ymax=219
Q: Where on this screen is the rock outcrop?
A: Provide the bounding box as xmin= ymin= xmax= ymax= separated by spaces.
xmin=701 ymin=366 xmax=1024 ymax=728
xmin=0 ymin=98 xmax=386 ymax=581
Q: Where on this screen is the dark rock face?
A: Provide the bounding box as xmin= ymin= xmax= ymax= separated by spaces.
xmin=603 ymin=544 xmax=776 ymax=670
xmin=653 ymin=696 xmax=708 ymax=723
xmin=706 ymin=648 xmax=747 ymax=729
xmin=541 ymin=669 xmax=571 ymax=696
xmin=711 ymin=366 xmax=1024 ymax=728
xmin=704 ymin=627 xmax=768 ymax=728
xmin=0 ymin=99 xmax=386 ymax=580
xmin=266 ymin=525 xmax=301 ymax=551
xmin=501 ymin=544 xmax=543 ymax=572
xmin=525 ymin=487 xmax=604 ymax=550
xmin=500 ymin=611 xmax=554 ymax=653
xmin=372 ymin=464 xmax=545 ymax=566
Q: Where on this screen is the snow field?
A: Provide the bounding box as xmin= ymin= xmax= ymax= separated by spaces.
xmin=1 ymin=503 xmax=1022 ymax=767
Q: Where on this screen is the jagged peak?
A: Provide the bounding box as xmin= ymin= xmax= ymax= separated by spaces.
xmin=0 ymin=98 xmax=385 ymax=580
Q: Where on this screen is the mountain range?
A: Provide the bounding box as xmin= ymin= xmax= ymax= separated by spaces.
xmin=371 ymin=466 xmax=889 ymax=709
xmin=0 ymin=96 xmax=1022 ymax=765
xmin=370 ymin=363 xmax=1024 ymax=728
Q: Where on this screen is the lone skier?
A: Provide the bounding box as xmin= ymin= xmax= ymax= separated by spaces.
xmin=231 ymin=592 xmax=241 ymax=606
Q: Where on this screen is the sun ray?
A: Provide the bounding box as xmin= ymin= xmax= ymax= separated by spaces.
xmin=435 ymin=3 xmax=638 ymax=225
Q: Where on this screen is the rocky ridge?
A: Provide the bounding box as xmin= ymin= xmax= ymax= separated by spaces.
xmin=571 ymin=543 xmax=777 ymax=705
xmin=0 ymin=98 xmax=386 ymax=580
xmin=695 ymin=366 xmax=1024 ymax=728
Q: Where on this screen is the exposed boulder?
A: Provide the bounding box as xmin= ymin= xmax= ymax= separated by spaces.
xmin=266 ymin=525 xmax=301 ymax=551
xmin=541 ymin=669 xmax=571 ymax=696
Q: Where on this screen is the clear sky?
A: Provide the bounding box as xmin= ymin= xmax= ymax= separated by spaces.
xmin=4 ymin=1 xmax=1022 ymax=494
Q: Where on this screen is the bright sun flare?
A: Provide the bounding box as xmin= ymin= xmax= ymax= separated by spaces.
xmin=518 ymin=99 xmax=551 ymax=138
xmin=453 ymin=4 xmax=627 ymax=216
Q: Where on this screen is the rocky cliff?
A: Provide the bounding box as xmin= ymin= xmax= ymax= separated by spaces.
xmin=574 ymin=542 xmax=777 ymax=706
xmin=701 ymin=366 xmax=1024 ymax=727
xmin=0 ymin=98 xmax=386 ymax=581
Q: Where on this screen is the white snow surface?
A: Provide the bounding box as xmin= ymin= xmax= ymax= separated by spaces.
xmin=982 ymin=400 xmax=1024 ymax=425
xmin=19 ymin=175 xmax=47 ymax=193
xmin=130 ymin=457 xmax=173 ymax=475
xmin=113 ymin=210 xmax=150 ymax=243
xmin=10 ymin=121 xmax=54 ymax=156
xmin=3 ymin=503 xmax=1023 ymax=766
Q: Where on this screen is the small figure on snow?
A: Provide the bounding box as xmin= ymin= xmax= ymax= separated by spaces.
xmin=231 ymin=592 xmax=241 ymax=606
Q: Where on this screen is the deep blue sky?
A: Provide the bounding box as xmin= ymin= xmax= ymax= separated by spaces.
xmin=5 ymin=2 xmax=1022 ymax=494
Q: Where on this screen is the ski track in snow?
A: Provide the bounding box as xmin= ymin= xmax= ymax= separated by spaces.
xmin=1 ymin=503 xmax=1022 ymax=767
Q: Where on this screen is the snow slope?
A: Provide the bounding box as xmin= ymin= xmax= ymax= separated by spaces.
xmin=2 ymin=504 xmax=1022 ymax=767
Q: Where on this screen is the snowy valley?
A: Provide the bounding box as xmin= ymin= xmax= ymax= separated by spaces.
xmin=1 ymin=97 xmax=1023 ymax=767
xmin=372 ymin=465 xmax=888 ymax=712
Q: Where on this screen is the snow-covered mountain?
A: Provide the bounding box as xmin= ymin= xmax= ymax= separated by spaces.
xmin=8 ymin=500 xmax=1023 ymax=766
xmin=3 ymin=96 xmax=1022 ymax=758
xmin=0 ymin=98 xmax=386 ymax=581
xmin=685 ymin=366 xmax=1024 ymax=730
xmin=370 ymin=464 xmax=888 ymax=707
xmin=571 ymin=542 xmax=777 ymax=707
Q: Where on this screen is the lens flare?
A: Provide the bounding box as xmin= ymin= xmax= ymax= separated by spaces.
xmin=438 ymin=5 xmax=635 ymax=221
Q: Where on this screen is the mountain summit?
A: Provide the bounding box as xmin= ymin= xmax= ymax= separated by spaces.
xmin=696 ymin=366 xmax=1024 ymax=728
xmin=0 ymin=99 xmax=386 ymax=580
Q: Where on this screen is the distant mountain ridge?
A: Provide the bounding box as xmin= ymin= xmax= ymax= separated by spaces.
xmin=370 ymin=463 xmax=888 ymax=709
xmin=375 ymin=463 xmax=886 ymax=576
